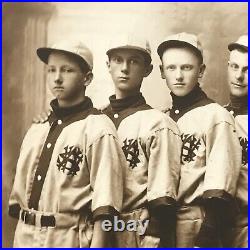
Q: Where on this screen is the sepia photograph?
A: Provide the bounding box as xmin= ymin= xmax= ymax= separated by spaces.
xmin=2 ymin=2 xmax=248 ymax=248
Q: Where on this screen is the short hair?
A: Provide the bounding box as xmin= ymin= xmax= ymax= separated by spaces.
xmin=107 ymin=49 xmax=152 ymax=66
xmin=231 ymin=47 xmax=248 ymax=54
xmin=160 ymin=44 xmax=203 ymax=65
xmin=49 ymin=51 xmax=91 ymax=74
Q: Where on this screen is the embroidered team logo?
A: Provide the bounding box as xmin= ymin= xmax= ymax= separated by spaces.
xmin=181 ymin=134 xmax=201 ymax=164
xmin=57 ymin=145 xmax=83 ymax=176
xmin=122 ymin=138 xmax=140 ymax=169
xmin=239 ymin=137 xmax=248 ymax=165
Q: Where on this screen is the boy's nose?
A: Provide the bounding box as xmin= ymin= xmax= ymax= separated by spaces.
xmin=175 ymin=69 xmax=183 ymax=81
xmin=235 ymin=70 xmax=244 ymax=82
xmin=54 ymin=72 xmax=63 ymax=84
xmin=121 ymin=61 xmax=129 ymax=73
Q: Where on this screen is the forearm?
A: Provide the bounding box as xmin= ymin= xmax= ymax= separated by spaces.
xmin=90 ymin=219 xmax=110 ymax=248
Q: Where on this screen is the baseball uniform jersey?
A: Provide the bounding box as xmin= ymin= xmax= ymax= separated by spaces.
xmin=224 ymin=95 xmax=248 ymax=247
xmin=165 ymin=85 xmax=242 ymax=247
xmin=103 ymin=92 xmax=181 ymax=247
xmin=9 ymin=97 xmax=125 ymax=248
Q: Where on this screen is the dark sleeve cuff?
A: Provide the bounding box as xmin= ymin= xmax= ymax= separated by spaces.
xmin=203 ymin=189 xmax=234 ymax=202
xmin=92 ymin=205 xmax=119 ymax=222
xmin=9 ymin=204 xmax=21 ymax=219
xmin=148 ymin=196 xmax=176 ymax=219
xmin=148 ymin=196 xmax=176 ymax=211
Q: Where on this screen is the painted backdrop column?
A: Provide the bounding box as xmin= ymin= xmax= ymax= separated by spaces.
xmin=2 ymin=3 xmax=55 ymax=247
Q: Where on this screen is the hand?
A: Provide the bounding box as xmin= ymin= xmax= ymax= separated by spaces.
xmin=33 ymin=109 xmax=52 ymax=123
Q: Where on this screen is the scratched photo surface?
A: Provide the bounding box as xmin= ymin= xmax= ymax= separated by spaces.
xmin=2 ymin=2 xmax=247 ymax=247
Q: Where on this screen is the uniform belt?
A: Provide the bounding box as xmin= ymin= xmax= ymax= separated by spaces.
xmin=21 ymin=209 xmax=56 ymax=227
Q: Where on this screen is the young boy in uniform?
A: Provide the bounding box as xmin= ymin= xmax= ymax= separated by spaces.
xmin=102 ymin=34 xmax=182 ymax=247
xmin=157 ymin=32 xmax=242 ymax=247
xmin=224 ymin=35 xmax=248 ymax=247
xmin=8 ymin=40 xmax=125 ymax=248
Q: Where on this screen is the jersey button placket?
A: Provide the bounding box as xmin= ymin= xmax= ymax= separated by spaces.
xmin=114 ymin=113 xmax=119 ymax=119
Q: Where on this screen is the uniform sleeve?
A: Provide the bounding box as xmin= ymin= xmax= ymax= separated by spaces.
xmin=86 ymin=134 xmax=125 ymax=221
xmin=203 ymin=120 xmax=242 ymax=200
xmin=9 ymin=126 xmax=34 ymax=217
xmin=147 ymin=122 xmax=182 ymax=211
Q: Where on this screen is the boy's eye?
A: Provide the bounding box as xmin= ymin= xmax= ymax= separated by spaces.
xmin=166 ymin=65 xmax=176 ymax=71
xmin=62 ymin=68 xmax=74 ymax=73
xmin=112 ymin=57 xmax=123 ymax=64
xmin=182 ymin=65 xmax=193 ymax=71
xmin=229 ymin=63 xmax=239 ymax=70
xmin=47 ymin=68 xmax=56 ymax=73
xmin=129 ymin=59 xmax=138 ymax=64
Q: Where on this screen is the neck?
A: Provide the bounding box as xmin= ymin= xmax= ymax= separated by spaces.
xmin=58 ymin=96 xmax=86 ymax=108
xmin=115 ymin=88 xmax=141 ymax=100
xmin=230 ymin=94 xmax=248 ymax=110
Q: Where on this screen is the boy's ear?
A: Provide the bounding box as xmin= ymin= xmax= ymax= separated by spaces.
xmin=83 ymin=72 xmax=93 ymax=87
xmin=159 ymin=64 xmax=166 ymax=79
xmin=198 ymin=64 xmax=206 ymax=78
xmin=144 ymin=64 xmax=153 ymax=77
xmin=106 ymin=61 xmax=111 ymax=72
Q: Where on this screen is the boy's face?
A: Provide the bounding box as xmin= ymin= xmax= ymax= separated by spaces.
xmin=47 ymin=51 xmax=88 ymax=107
xmin=160 ymin=47 xmax=205 ymax=96
xmin=107 ymin=49 xmax=152 ymax=98
xmin=228 ymin=49 xmax=248 ymax=97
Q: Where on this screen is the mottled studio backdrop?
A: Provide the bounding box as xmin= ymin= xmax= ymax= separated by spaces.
xmin=2 ymin=2 xmax=247 ymax=247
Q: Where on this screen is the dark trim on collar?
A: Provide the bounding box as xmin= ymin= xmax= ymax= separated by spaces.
xmin=49 ymin=97 xmax=94 ymax=125
xmin=169 ymin=85 xmax=214 ymax=122
xmin=224 ymin=94 xmax=248 ymax=117
xmin=102 ymin=93 xmax=152 ymax=128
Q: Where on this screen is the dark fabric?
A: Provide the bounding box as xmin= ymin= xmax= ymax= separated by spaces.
xmin=195 ymin=197 xmax=238 ymax=247
xmin=28 ymin=97 xmax=99 ymax=210
xmin=102 ymin=92 xmax=152 ymax=128
xmin=9 ymin=204 xmax=21 ymax=219
xmin=92 ymin=205 xmax=119 ymax=222
xmin=147 ymin=197 xmax=177 ymax=247
xmin=225 ymin=94 xmax=248 ymax=116
xmin=169 ymin=84 xmax=214 ymax=122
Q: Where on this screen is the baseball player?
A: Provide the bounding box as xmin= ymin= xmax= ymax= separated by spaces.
xmin=224 ymin=35 xmax=248 ymax=247
xmin=102 ymin=34 xmax=182 ymax=247
xmin=8 ymin=40 xmax=125 ymax=248
xmin=157 ymin=32 xmax=242 ymax=247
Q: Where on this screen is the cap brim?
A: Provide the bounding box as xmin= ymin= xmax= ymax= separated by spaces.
xmin=37 ymin=48 xmax=54 ymax=64
xmin=157 ymin=40 xmax=202 ymax=58
xmin=228 ymin=43 xmax=248 ymax=52
xmin=36 ymin=47 xmax=92 ymax=70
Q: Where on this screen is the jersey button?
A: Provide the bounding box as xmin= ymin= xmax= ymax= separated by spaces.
xmin=57 ymin=120 xmax=62 ymax=125
xmin=230 ymin=110 xmax=234 ymax=115
xmin=174 ymin=109 xmax=180 ymax=114
xmin=47 ymin=143 xmax=52 ymax=149
xmin=114 ymin=113 xmax=119 ymax=119
xmin=37 ymin=175 xmax=42 ymax=181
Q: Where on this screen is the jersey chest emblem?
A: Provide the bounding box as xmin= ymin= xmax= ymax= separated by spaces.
xmin=122 ymin=138 xmax=140 ymax=169
xmin=57 ymin=145 xmax=83 ymax=176
xmin=181 ymin=134 xmax=201 ymax=164
xmin=239 ymin=137 xmax=248 ymax=165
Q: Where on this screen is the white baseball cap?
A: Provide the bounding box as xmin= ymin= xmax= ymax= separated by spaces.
xmin=228 ymin=35 xmax=248 ymax=52
xmin=106 ymin=34 xmax=152 ymax=63
xmin=37 ymin=40 xmax=93 ymax=70
xmin=157 ymin=32 xmax=203 ymax=60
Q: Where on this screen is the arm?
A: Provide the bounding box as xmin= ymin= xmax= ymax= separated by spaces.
xmin=90 ymin=219 xmax=111 ymax=248
xmin=195 ymin=118 xmax=242 ymax=247
xmin=147 ymin=120 xmax=182 ymax=247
